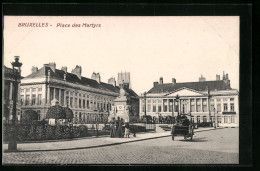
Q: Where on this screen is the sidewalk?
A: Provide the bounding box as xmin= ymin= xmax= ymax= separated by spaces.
xmin=3 ymin=127 xmax=223 ymax=153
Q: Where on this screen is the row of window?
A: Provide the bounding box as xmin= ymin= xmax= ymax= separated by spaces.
xmin=142 ymin=102 xmax=235 ymax=113
xmin=21 ymin=88 xmax=42 ymax=93
xmin=21 ymin=94 xmax=42 ymax=106
xmin=144 ymin=98 xmax=235 ymax=104
xmin=190 ymin=116 xmax=236 ymax=124
xmin=65 ymin=90 xmax=113 ymax=102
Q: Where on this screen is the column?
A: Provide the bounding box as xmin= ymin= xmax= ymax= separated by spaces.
xmin=29 ymin=87 xmax=32 ymax=105
xmin=194 ymin=98 xmax=197 ymax=112
xmin=47 ymin=85 xmax=50 ymax=104
xmin=167 ymin=99 xmax=169 ymax=112
xmin=36 ymin=87 xmax=39 ymax=105
xmin=200 ymin=98 xmax=203 ymax=113
xmin=64 ymin=90 xmax=66 ymax=107
xmin=68 ymin=90 xmax=71 ymax=107
xmin=53 ymin=88 xmax=56 ymax=101
xmin=59 ymin=88 xmax=61 ymax=105
xmin=9 ymin=82 xmax=13 ymax=100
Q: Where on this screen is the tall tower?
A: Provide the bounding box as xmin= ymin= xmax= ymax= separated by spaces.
xmin=117 ymin=71 xmax=131 ymax=89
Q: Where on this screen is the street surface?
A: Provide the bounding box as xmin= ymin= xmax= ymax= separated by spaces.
xmin=3 ymin=128 xmax=238 ymax=164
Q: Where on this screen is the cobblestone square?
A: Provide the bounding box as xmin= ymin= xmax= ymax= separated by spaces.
xmin=3 ymin=128 xmax=238 ymax=165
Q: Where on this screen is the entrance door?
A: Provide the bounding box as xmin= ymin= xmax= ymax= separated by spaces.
xmin=181 ymin=100 xmax=188 ymax=114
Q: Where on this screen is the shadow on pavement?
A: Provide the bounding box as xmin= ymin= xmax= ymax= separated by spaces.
xmin=179 ymin=137 xmax=208 ymax=142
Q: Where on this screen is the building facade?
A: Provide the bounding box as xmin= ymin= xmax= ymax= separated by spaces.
xmin=3 ymin=66 xmax=22 ymax=122
xmin=20 ymin=63 xmax=139 ymax=123
xmin=140 ymin=73 xmax=239 ymax=127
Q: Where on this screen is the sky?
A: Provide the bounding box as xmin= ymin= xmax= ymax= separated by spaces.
xmin=3 ymin=16 xmax=239 ymax=95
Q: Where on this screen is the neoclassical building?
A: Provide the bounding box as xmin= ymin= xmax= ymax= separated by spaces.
xmin=20 ymin=63 xmax=139 ymax=122
xmin=3 ymin=66 xmax=22 ymax=122
xmin=140 ymin=73 xmax=239 ymax=127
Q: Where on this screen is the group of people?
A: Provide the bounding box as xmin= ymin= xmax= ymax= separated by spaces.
xmin=109 ymin=117 xmax=134 ymax=138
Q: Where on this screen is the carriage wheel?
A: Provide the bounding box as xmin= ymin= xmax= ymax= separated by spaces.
xmin=172 ymin=134 xmax=174 ymax=141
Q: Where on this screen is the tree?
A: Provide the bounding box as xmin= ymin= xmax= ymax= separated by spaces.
xmin=63 ymin=107 xmax=73 ymax=120
xmin=46 ymin=105 xmax=66 ymax=119
xmin=21 ymin=109 xmax=38 ymax=124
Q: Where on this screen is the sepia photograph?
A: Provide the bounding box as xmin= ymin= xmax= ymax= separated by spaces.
xmin=3 ymin=15 xmax=240 ymax=165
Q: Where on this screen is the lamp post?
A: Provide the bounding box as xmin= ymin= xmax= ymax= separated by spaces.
xmin=175 ymin=94 xmax=180 ymax=124
xmin=8 ymin=56 xmax=22 ymax=151
xmin=214 ymin=108 xmax=217 ymax=129
xmin=144 ymin=92 xmax=147 ymax=117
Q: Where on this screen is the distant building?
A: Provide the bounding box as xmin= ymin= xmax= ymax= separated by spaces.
xmin=20 ymin=63 xmax=139 ymax=123
xmin=3 ymin=66 xmax=22 ymax=122
xmin=117 ymin=72 xmax=131 ymax=89
xmin=140 ymin=72 xmax=239 ymax=127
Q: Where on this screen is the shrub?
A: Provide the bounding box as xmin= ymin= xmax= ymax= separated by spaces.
xmin=16 ymin=124 xmax=30 ymax=141
xmin=46 ymin=105 xmax=66 ymax=119
xmin=62 ymin=125 xmax=72 ymax=139
xmin=35 ymin=125 xmax=45 ymax=140
xmin=27 ymin=124 xmax=37 ymax=140
xmin=45 ymin=125 xmax=56 ymax=140
xmin=78 ymin=125 xmax=88 ymax=137
xmin=21 ymin=110 xmax=38 ymax=124
xmin=55 ymin=125 xmax=64 ymax=139
xmin=72 ymin=126 xmax=81 ymax=138
xmin=63 ymin=107 xmax=73 ymax=120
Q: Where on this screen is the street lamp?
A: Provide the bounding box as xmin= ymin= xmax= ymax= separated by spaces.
xmin=8 ymin=56 xmax=22 ymax=151
xmin=175 ymin=94 xmax=180 ymax=124
xmin=213 ymin=108 xmax=217 ymax=129
xmin=144 ymin=92 xmax=147 ymax=117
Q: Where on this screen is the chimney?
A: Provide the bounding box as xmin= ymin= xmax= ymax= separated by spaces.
xmin=64 ymin=74 xmax=66 ymax=81
xmin=159 ymin=77 xmax=163 ymax=84
xmin=216 ymin=74 xmax=220 ymax=81
xmin=31 ymin=66 xmax=38 ymax=74
xmin=223 ymin=71 xmax=226 ymax=80
xmin=108 ymin=77 xmax=116 ymax=86
xmin=153 ymin=81 xmax=159 ymax=87
xmin=44 ymin=62 xmax=56 ymax=73
xmin=96 ymin=73 xmax=101 ymax=84
xmin=199 ymin=75 xmax=206 ymax=82
xmin=226 ymin=74 xmax=229 ymax=80
xmin=172 ymin=78 xmax=176 ymax=84
xmin=61 ymin=66 xmax=67 ymax=73
xmin=71 ymin=65 xmax=82 ymax=79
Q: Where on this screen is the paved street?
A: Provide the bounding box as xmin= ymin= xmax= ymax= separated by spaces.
xmin=3 ymin=128 xmax=238 ymax=164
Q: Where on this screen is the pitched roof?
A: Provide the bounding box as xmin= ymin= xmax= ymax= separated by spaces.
xmin=148 ymin=80 xmax=232 ymax=94
xmin=24 ymin=66 xmax=139 ymax=97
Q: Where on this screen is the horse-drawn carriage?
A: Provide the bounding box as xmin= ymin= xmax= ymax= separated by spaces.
xmin=171 ymin=114 xmax=194 ymax=141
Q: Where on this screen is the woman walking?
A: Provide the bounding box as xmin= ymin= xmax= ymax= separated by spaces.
xmin=124 ymin=122 xmax=130 ymax=138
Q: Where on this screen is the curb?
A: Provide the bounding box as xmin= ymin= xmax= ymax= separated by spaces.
xmin=3 ymin=128 xmax=224 ymax=153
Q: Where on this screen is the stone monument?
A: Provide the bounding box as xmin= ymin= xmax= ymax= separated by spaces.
xmin=108 ymin=84 xmax=132 ymax=122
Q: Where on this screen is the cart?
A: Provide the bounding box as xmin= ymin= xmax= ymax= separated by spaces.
xmin=171 ymin=114 xmax=194 ymax=141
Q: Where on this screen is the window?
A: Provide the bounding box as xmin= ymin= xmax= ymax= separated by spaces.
xmin=224 ymin=116 xmax=228 ymax=123
xmin=217 ymin=116 xmax=222 ymax=123
xmin=32 ymin=94 xmax=36 ymax=105
xmin=224 ymin=103 xmax=228 ymax=111
xmin=163 ymin=99 xmax=168 ymax=112
xmin=223 ymin=98 xmax=228 ymax=101
xmin=142 ymin=103 xmax=145 ymax=112
xmin=196 ymin=99 xmax=201 ymax=112
xmin=210 ymin=98 xmax=214 ymax=102
xmin=32 ymin=88 xmax=36 ymax=92
xmin=230 ymin=103 xmax=235 ymax=112
xmin=197 ymin=116 xmax=200 ymax=123
xmin=79 ymin=99 xmax=82 ymax=108
xmin=55 ymin=89 xmax=59 ymax=100
xmin=87 ymin=100 xmax=89 ymax=109
xmin=153 ymin=103 xmax=156 ymax=112
xmin=61 ymin=90 xmax=64 ymax=106
xmin=148 ymin=100 xmax=151 ymax=103
xmin=37 ymin=110 xmax=41 ymax=120
xmin=217 ymin=104 xmax=221 ymax=112
xmin=74 ymin=98 xmax=78 ymax=107
xmin=203 ymin=116 xmax=207 ymax=122
xmin=25 ymin=95 xmax=29 ymax=105
xmin=21 ymin=95 xmax=24 ymax=105
xmin=79 ymin=93 xmax=81 ymax=97
xmin=190 ymin=99 xmax=195 ymax=112
xmin=211 ymin=116 xmax=215 ymax=123
xmin=26 ymin=88 xmax=30 ymax=92
xmin=21 ymin=89 xmax=24 ymax=93
xmin=66 ymin=96 xmax=69 ymax=106
xmin=94 ymin=102 xmax=96 ymax=109
xmin=210 ymin=104 xmax=215 ymax=112
xmin=158 ymin=104 xmax=162 ymax=112
xmin=97 ymin=103 xmax=100 ymax=110
xmin=70 ymin=97 xmax=73 ymax=107
xmin=217 ymin=98 xmax=221 ymax=102
xmin=66 ymin=91 xmax=69 ymax=95
xmin=202 ymin=99 xmax=207 ymax=112
xmin=230 ymin=98 xmax=234 ymax=101
xmin=169 ymin=99 xmax=173 ymax=112
xmin=38 ymin=94 xmax=42 ymax=105
xmin=230 ymin=116 xmax=235 ymax=123
xmin=147 ymin=104 xmax=151 ymax=112
xmin=83 ymin=100 xmax=85 ymax=108
xmin=38 ymin=88 xmax=42 ymax=91
xmin=191 ymin=116 xmax=194 ymax=123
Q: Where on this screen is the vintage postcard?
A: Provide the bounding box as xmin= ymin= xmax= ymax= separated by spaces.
xmin=3 ymin=15 xmax=240 ymax=165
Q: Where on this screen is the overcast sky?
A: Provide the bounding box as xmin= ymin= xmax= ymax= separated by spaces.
xmin=3 ymin=16 xmax=239 ymax=95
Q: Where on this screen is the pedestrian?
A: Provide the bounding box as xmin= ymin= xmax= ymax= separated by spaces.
xmin=115 ymin=117 xmax=120 ymax=138
xmin=124 ymin=122 xmax=130 ymax=138
xmin=110 ymin=118 xmax=116 ymax=138
xmin=118 ymin=118 xmax=124 ymax=138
